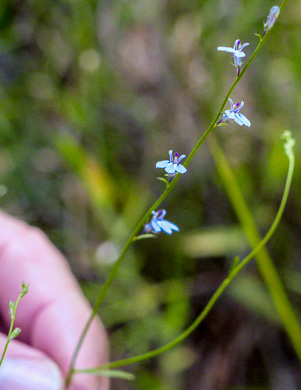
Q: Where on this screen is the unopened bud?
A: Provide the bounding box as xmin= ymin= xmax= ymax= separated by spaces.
xmin=20 ymin=281 xmax=29 ymax=298
xmin=10 ymin=327 xmax=21 ymax=340
xmin=264 ymin=6 xmax=280 ymax=33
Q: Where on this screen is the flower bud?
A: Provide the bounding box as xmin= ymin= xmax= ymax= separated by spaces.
xmin=10 ymin=327 xmax=21 ymax=340
xmin=264 ymin=6 xmax=280 ymax=33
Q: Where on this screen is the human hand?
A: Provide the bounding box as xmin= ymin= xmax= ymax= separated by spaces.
xmin=0 ymin=212 xmax=109 ymax=390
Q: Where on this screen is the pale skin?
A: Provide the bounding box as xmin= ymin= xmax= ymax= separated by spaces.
xmin=0 ymin=212 xmax=109 ymax=390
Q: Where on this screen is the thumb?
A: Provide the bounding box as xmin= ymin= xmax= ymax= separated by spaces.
xmin=0 ymin=333 xmax=64 ymax=390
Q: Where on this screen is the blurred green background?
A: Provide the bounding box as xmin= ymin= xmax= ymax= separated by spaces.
xmin=1 ymin=0 xmax=301 ymax=388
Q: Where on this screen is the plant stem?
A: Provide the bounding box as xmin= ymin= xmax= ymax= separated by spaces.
xmin=75 ymin=140 xmax=295 ymax=372
xmin=66 ymin=2 xmax=289 ymax=383
xmin=208 ymin=134 xmax=301 ymax=364
xmin=66 ymin=183 xmax=176 ymax=384
xmin=0 ymin=293 xmax=23 ymax=366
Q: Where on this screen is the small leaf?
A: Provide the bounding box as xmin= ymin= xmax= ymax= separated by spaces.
xmin=229 ymin=256 xmax=240 ymax=274
xmin=10 ymin=328 xmax=21 ymax=340
xmin=77 ymin=368 xmax=135 ymax=381
xmin=156 ymin=177 xmax=169 ymax=186
xmin=134 ymin=234 xmax=157 ymax=241
xmin=254 ymin=33 xmax=262 ymax=40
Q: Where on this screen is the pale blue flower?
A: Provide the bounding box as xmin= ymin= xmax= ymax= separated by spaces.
xmin=144 ymin=209 xmax=179 ymax=235
xmin=217 ymin=39 xmax=249 ymax=73
xmin=156 ymin=150 xmax=187 ymax=176
xmin=264 ymin=6 xmax=280 ymax=34
xmin=220 ymin=98 xmax=251 ymax=127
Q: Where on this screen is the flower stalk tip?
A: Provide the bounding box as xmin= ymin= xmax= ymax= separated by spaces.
xmin=282 ymin=130 xmax=295 ymax=159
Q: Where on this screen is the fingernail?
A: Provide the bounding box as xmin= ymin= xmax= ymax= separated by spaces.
xmin=0 ymin=356 xmax=64 ymax=390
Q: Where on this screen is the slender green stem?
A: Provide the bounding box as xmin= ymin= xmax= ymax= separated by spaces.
xmin=0 ymin=283 xmax=28 ymax=366
xmin=0 ymin=314 xmax=17 ymax=367
xmin=185 ymin=35 xmax=266 ymax=166
xmin=185 ymin=0 xmax=288 ymax=167
xmin=75 ymin=139 xmax=295 ymax=372
xmin=66 ymin=184 xmax=177 ymax=384
xmin=66 ymin=2 xmax=288 ymax=384
xmin=208 ymin=134 xmax=301 ymax=364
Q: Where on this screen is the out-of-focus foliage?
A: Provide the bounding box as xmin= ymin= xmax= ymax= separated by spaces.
xmin=1 ymin=0 xmax=301 ymax=389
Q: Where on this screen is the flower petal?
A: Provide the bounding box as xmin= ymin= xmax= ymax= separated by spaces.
xmin=156 ymin=160 xmax=170 ymax=168
xmin=175 ymin=164 xmax=187 ymax=174
xmin=157 ymin=220 xmax=172 ymax=234
xmin=237 ymin=113 xmax=251 ymax=127
xmin=169 ymin=150 xmax=174 ymax=163
xmin=233 ymin=114 xmax=244 ymax=126
xmin=234 ymin=52 xmax=246 ymax=58
xmin=176 ymin=154 xmax=186 ymax=164
xmin=234 ymin=39 xmax=241 ymax=50
xmin=240 ymin=43 xmax=250 ymax=51
xmin=159 ymin=209 xmax=167 ymax=219
xmin=217 ymin=47 xmax=236 ymax=53
xmin=224 ymin=109 xmax=235 ymax=120
xmin=158 ymin=220 xmax=179 ymax=234
xmin=151 ymin=220 xmax=161 ymax=232
xmin=167 ymin=222 xmax=179 ymax=231
xmin=165 ymin=164 xmax=176 ymax=174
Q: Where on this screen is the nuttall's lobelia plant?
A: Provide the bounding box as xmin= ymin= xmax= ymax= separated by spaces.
xmin=65 ymin=2 xmax=301 ymax=386
xmin=72 ymin=130 xmax=297 ymax=380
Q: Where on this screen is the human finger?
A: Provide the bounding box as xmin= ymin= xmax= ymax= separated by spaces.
xmin=0 ymin=333 xmax=64 ymax=390
xmin=0 ymin=212 xmax=109 ymax=389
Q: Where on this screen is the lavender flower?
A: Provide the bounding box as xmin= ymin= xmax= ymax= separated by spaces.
xmin=219 ymin=98 xmax=251 ymax=127
xmin=264 ymin=6 xmax=280 ymax=34
xmin=156 ymin=150 xmax=187 ymax=176
xmin=144 ymin=210 xmax=179 ymax=235
xmin=217 ymin=39 xmax=249 ymax=74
